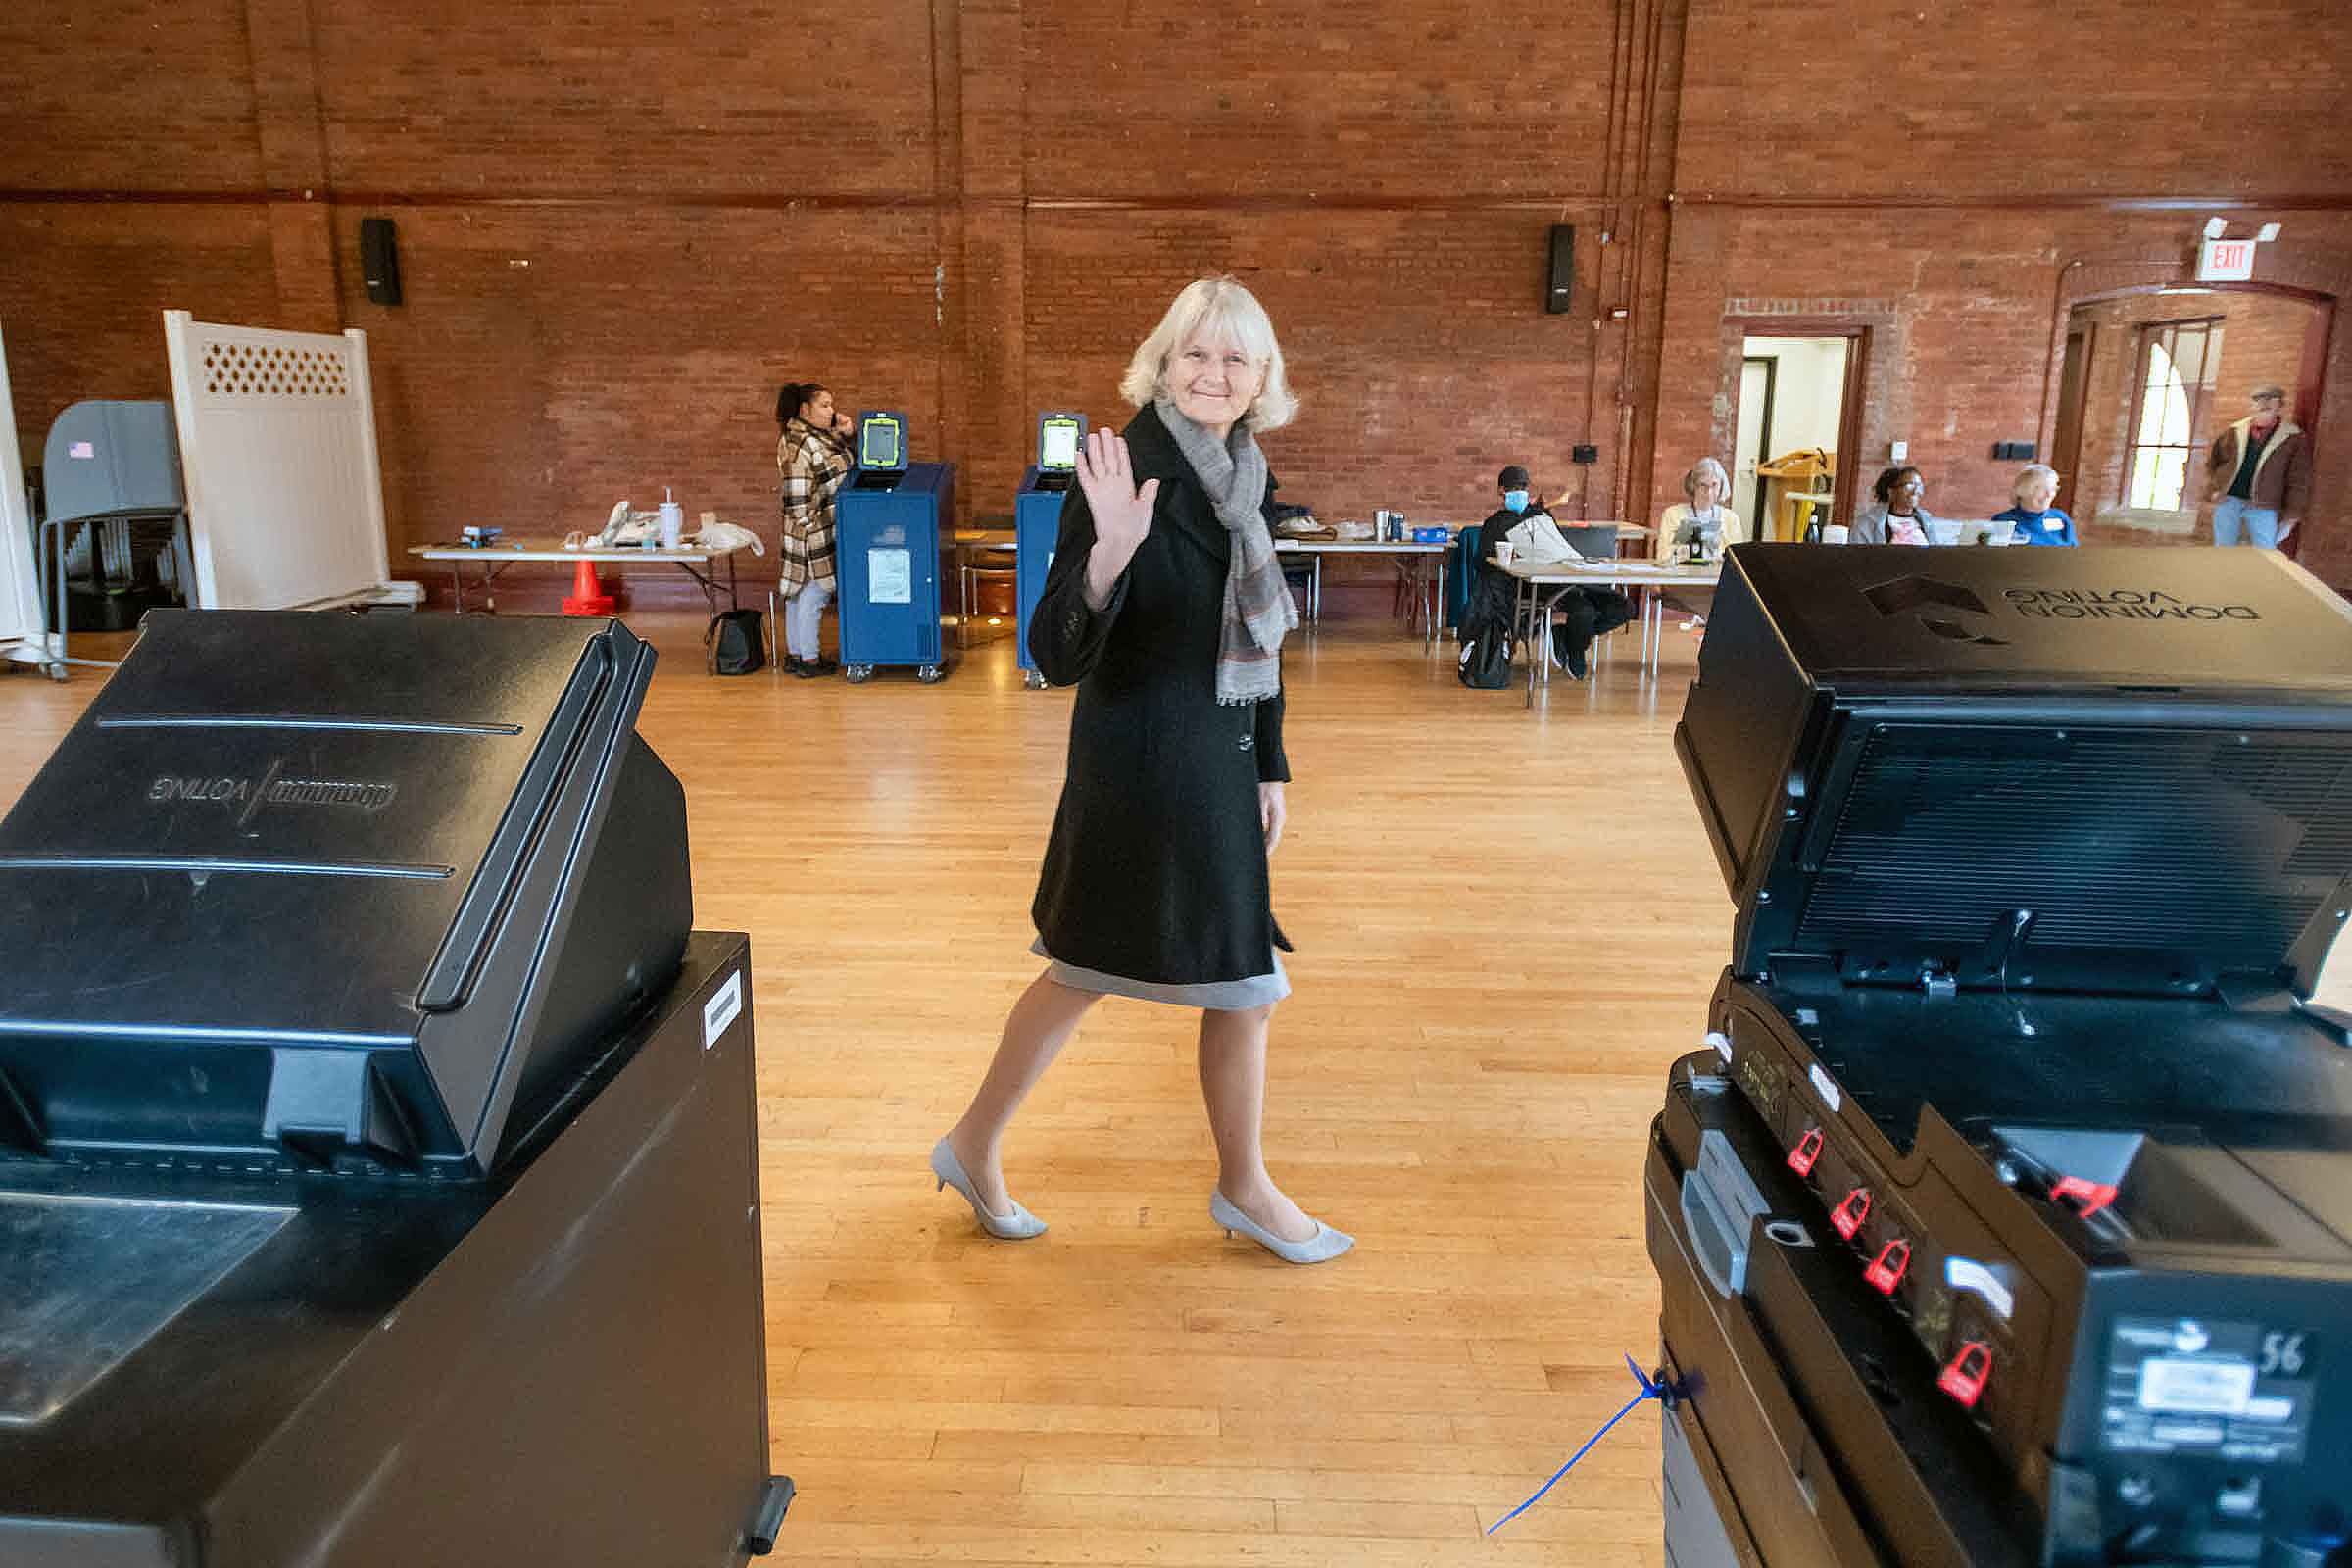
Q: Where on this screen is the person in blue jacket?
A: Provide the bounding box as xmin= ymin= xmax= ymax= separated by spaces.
xmin=1993 ymin=465 xmax=2078 ymax=546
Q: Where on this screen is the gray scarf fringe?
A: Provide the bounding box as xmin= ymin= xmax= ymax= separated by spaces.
xmin=1154 ymin=399 xmax=1298 ymax=706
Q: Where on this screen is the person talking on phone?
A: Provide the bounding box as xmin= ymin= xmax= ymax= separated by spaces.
xmin=930 ymin=277 xmax=1350 ymax=1266
xmin=775 ymin=381 xmax=857 ymax=676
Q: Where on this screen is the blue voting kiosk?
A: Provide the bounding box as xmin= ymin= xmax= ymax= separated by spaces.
xmin=1013 ymin=413 xmax=1085 ymax=690
xmin=1013 ymin=473 xmax=1062 ymax=690
xmin=836 ymin=411 xmax=956 ymax=684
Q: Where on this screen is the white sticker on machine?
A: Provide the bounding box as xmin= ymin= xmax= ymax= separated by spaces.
xmin=869 ymin=548 xmax=913 ymax=605
xmin=2101 ymin=1316 xmax=2316 ymax=1465
xmin=1807 ymin=1063 xmax=1842 ymax=1113
xmin=702 ymin=969 xmax=744 ymax=1052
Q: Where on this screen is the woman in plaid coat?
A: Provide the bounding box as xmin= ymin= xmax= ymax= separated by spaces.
xmin=776 ymin=381 xmax=856 ymax=677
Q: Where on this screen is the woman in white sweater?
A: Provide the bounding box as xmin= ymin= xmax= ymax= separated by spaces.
xmin=1655 ymin=458 xmax=1744 ymax=562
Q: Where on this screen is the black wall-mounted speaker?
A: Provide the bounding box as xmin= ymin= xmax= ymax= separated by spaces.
xmin=1545 ymin=225 xmax=1575 ymax=315
xmin=360 ymin=217 xmax=403 ymax=307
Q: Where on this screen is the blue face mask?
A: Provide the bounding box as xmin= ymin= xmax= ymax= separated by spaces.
xmin=1502 ymin=490 xmax=1530 ymax=514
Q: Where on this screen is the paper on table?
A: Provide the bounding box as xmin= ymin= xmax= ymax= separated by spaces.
xmin=1526 ymin=559 xmax=1664 ymax=573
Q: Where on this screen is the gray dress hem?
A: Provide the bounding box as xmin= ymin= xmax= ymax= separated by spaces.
xmin=1029 ymin=938 xmax=1290 ymax=1009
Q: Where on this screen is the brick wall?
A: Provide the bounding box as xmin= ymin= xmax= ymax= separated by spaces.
xmin=2225 ymin=298 xmax=2328 ymax=424
xmin=1675 ymin=0 xmax=2352 ymax=199
xmin=1021 ymin=0 xmax=1617 ymax=200
xmin=1024 ymin=210 xmax=1607 ymax=527
xmin=1655 ymin=210 xmax=2097 ymax=526
xmin=0 ymin=0 xmax=263 ymax=192
xmin=340 ymin=205 xmax=947 ymax=561
xmin=309 ymin=0 xmax=941 ymax=198
xmin=0 ymin=206 xmax=282 ymax=438
xmin=3 ymin=0 xmax=2347 ymax=610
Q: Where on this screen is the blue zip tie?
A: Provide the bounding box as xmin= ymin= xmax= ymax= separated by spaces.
xmin=1485 ymin=1353 xmax=1668 ymax=1537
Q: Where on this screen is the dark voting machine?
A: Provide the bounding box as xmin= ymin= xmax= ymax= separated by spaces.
xmin=1651 ymin=547 xmax=2352 ymax=1568
xmin=0 ymin=611 xmax=790 ymax=1565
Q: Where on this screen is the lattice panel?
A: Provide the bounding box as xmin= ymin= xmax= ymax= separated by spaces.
xmin=198 ymin=339 xmax=352 ymax=401
xmin=165 ymin=313 xmax=389 ymax=611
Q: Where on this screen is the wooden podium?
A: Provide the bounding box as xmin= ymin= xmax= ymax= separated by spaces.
xmin=1754 ymin=449 xmax=1836 ymax=540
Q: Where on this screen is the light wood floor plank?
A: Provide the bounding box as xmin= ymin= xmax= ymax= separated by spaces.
xmin=24 ymin=608 xmax=2328 ymax=1564
xmin=0 ymin=617 xmax=1708 ymax=1568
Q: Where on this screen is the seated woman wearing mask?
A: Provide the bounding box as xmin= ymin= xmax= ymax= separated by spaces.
xmin=1655 ymin=458 xmax=1744 ymax=563
xmin=1845 ymin=466 xmax=1935 ymax=545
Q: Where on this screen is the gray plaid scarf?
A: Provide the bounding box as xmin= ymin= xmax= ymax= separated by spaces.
xmin=1154 ymin=399 xmax=1298 ymax=706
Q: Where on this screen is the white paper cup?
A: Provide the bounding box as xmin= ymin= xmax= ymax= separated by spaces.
xmin=1495 ymin=540 xmax=1516 ymax=565
xmin=1821 ymin=524 xmax=1850 ymax=545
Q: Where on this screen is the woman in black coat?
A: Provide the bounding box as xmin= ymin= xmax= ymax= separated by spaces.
xmin=932 ymin=278 xmax=1351 ymax=1265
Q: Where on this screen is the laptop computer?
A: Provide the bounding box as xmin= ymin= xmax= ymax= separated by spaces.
xmin=1925 ymin=518 xmax=2017 ymax=547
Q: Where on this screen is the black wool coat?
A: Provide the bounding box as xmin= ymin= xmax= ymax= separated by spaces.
xmin=1027 ymin=403 xmax=1293 ymax=987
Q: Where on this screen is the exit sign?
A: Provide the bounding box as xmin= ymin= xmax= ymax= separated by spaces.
xmin=2198 ymin=238 xmax=2257 ymax=281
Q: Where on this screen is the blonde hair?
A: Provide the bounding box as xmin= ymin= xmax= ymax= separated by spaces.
xmin=1119 ymin=277 xmax=1298 ymax=431
xmin=2012 ymin=464 xmax=2060 ymax=503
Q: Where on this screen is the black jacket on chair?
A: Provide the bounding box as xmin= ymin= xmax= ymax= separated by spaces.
xmin=1027 ymin=404 xmax=1293 ymax=988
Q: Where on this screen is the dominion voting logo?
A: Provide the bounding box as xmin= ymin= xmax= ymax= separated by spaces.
xmin=1864 ymin=575 xmax=2008 ymax=647
xmin=2001 ymin=587 xmax=2261 ymax=621
xmin=1867 ymin=574 xmax=2261 ymax=642
xmin=148 ymin=760 xmax=398 ymax=829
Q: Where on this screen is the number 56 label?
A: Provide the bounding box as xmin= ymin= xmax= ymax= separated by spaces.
xmin=2260 ymin=1331 xmax=2313 ymax=1379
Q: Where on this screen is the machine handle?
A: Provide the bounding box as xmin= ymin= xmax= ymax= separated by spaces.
xmin=1680 ymin=1170 xmax=1745 ymax=1298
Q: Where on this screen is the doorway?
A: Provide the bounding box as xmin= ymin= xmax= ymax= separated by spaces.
xmin=1735 ymin=334 xmax=1854 ymax=539
xmin=1735 ymin=357 xmax=1775 ymax=525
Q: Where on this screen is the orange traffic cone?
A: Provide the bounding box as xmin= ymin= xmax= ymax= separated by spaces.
xmin=562 ymin=557 xmax=615 ymax=616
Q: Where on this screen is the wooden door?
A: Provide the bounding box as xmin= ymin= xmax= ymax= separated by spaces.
xmin=1734 ymin=357 xmax=1776 ymax=533
xmin=2050 ymin=325 xmax=2093 ymax=512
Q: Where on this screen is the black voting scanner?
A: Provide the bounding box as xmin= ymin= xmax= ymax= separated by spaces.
xmin=1650 ymin=546 xmax=2352 ymax=1568
xmin=0 ymin=611 xmax=787 ymax=1565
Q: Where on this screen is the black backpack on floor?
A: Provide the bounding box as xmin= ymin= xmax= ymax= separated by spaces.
xmin=1456 ymin=568 xmax=1516 ymax=690
xmin=706 ymin=609 xmax=766 ymax=675
xmin=1458 ymin=629 xmax=1512 ymax=689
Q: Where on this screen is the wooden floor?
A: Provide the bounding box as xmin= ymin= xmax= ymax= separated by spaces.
xmin=0 ymin=610 xmax=1776 ymax=1565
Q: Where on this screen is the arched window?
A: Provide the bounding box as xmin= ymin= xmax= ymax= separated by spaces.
xmin=2126 ymin=319 xmax=2224 ymax=511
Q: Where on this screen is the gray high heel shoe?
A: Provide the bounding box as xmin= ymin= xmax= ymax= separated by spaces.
xmin=931 ymin=1138 xmax=1047 ymax=1241
xmin=1210 ymin=1190 xmax=1353 ymax=1264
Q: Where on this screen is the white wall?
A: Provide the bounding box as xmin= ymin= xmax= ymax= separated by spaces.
xmin=1743 ymin=336 xmax=1850 ymax=458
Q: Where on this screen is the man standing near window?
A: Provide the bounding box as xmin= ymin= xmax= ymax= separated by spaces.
xmin=2206 ymin=384 xmax=2311 ymax=549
